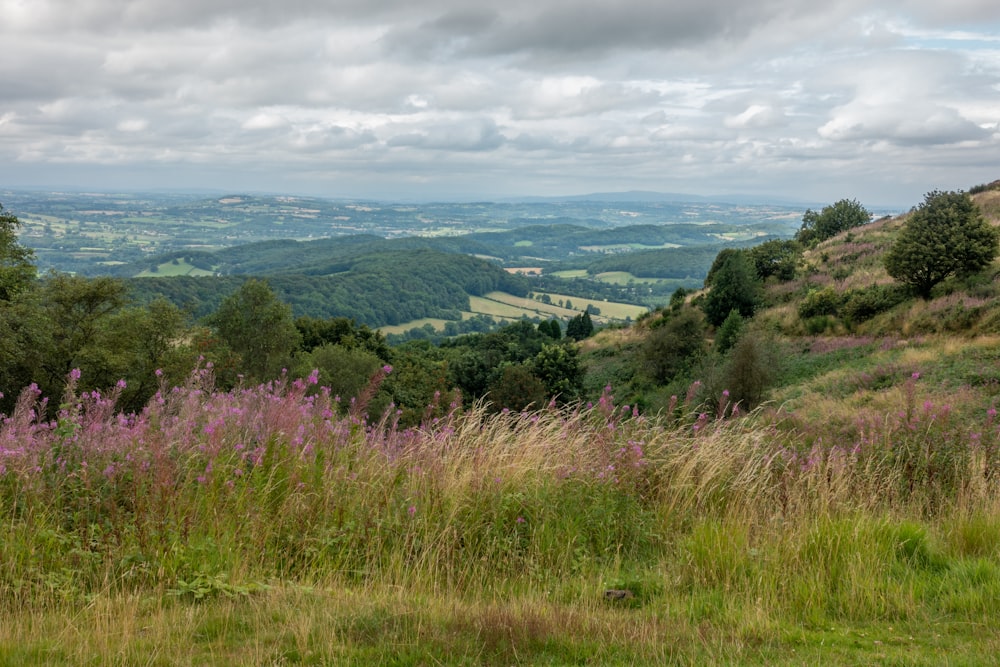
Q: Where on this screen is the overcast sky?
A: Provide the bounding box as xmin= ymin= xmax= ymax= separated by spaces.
xmin=1 ymin=0 xmax=998 ymax=206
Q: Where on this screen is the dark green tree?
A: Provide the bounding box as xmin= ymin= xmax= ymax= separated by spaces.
xmin=488 ymin=364 xmax=548 ymax=412
xmin=746 ymin=239 xmax=800 ymax=282
xmin=532 ymin=342 xmax=584 ymax=402
xmin=714 ymin=309 xmax=745 ymax=354
xmin=34 ymin=274 xmax=130 ymax=393
xmin=538 ymin=319 xmax=562 ymax=340
xmin=565 ymin=310 xmax=594 ymax=341
xmin=207 ymin=279 xmax=301 ymax=382
xmin=796 ymin=198 xmax=871 ymax=246
xmin=295 ymin=315 xmax=390 ymax=360
xmin=642 ymin=307 xmax=706 ymax=385
xmin=0 ymin=203 xmax=36 ymax=302
xmin=701 ymin=251 xmax=761 ymax=327
xmin=704 ymin=248 xmax=745 ymax=288
xmin=884 ymin=190 xmax=999 ymax=299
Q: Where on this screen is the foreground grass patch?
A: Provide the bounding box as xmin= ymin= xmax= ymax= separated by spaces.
xmin=2 ymin=369 xmax=1000 ymax=663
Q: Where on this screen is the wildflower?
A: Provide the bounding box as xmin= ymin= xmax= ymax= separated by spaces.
xmin=70 ymin=368 xmax=81 ymax=381
xmin=116 ymin=379 xmax=127 ymax=389
xmin=383 ymin=365 xmax=393 ymax=374
xmin=155 ymin=368 xmax=163 ymax=377
xmin=407 ymin=505 xmax=416 ymax=517
xmin=516 ymin=516 xmax=526 ymax=524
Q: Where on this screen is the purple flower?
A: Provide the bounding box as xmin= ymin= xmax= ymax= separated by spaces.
xmin=407 ymin=505 xmax=416 ymax=516
xmin=70 ymin=368 xmax=81 ymax=381
xmin=383 ymin=365 xmax=393 ymax=374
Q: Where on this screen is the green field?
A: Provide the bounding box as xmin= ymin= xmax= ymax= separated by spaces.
xmin=378 ymin=317 xmax=458 ymax=335
xmin=138 ymin=259 xmax=216 ymax=277
xmin=383 ymin=290 xmax=647 ymax=337
xmin=595 ymin=271 xmax=669 ymax=285
xmin=580 ymin=242 xmax=680 ymax=252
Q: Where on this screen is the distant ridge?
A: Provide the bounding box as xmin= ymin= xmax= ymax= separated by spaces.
xmin=506 ymin=190 xmax=816 ymax=207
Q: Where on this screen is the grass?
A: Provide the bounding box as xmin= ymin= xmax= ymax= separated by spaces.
xmin=483 ymin=290 xmax=647 ymax=321
xmin=137 ymin=259 xmax=216 ymax=277
xmin=2 ymin=366 xmax=1000 ymax=663
xmin=378 ymin=317 xmax=456 ymax=335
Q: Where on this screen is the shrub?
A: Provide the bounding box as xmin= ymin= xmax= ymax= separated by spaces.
xmin=841 ymin=284 xmax=908 ymax=324
xmin=798 ymin=287 xmax=844 ymax=319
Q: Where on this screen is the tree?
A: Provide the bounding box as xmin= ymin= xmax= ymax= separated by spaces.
xmin=532 ymin=342 xmax=584 ymax=402
xmin=488 ymin=364 xmax=547 ymax=412
xmin=538 ymin=319 xmax=561 ymax=340
xmin=292 ymin=343 xmax=381 ymax=402
xmin=0 ymin=203 xmax=36 ymax=302
xmin=701 ymin=251 xmax=761 ymax=327
xmin=795 ymin=198 xmax=871 ymax=246
xmin=207 ymin=279 xmax=301 ymax=381
xmin=746 ymin=239 xmax=800 ymax=282
xmin=884 ymin=190 xmax=999 ymax=299
xmin=642 ymin=307 xmax=706 ymax=385
xmin=714 ymin=309 xmax=745 ymax=354
xmin=565 ymin=310 xmax=594 ymax=341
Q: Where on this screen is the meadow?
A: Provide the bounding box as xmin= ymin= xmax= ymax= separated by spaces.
xmin=2 ymin=363 xmax=1000 ymax=664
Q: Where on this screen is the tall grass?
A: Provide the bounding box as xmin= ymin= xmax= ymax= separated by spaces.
xmin=3 ymin=367 xmax=1000 ymax=662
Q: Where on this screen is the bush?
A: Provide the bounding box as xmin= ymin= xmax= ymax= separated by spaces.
xmin=841 ymin=284 xmax=908 ymax=324
xmin=798 ymin=287 xmax=844 ymax=319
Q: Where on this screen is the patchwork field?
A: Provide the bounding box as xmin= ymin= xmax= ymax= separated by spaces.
xmin=138 ymin=259 xmax=216 ymax=277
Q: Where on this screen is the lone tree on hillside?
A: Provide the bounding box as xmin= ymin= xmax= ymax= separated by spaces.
xmin=701 ymin=251 xmax=761 ymax=327
xmin=884 ymin=190 xmax=998 ymax=299
xmin=796 ymin=198 xmax=871 ymax=246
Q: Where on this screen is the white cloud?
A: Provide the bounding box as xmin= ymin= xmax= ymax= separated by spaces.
xmin=0 ymin=0 xmax=998 ymax=205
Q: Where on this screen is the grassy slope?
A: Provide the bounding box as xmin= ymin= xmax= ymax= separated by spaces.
xmin=5 ymin=185 xmax=1000 ymax=664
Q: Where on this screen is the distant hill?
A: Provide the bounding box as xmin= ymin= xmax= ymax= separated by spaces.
xmin=509 ymin=190 xmax=816 ymax=206
xmin=128 ymin=247 xmax=530 ymax=325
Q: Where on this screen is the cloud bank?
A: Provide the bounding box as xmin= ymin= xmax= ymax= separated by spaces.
xmin=1 ymin=0 xmax=999 ymax=204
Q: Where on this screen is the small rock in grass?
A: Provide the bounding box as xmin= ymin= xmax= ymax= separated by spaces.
xmin=603 ymin=589 xmax=634 ymax=601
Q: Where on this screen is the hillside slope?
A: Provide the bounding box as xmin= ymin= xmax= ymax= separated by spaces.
xmin=580 ymin=182 xmax=1000 ymax=425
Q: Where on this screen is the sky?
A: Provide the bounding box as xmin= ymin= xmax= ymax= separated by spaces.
xmin=1 ymin=0 xmax=999 ymax=207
